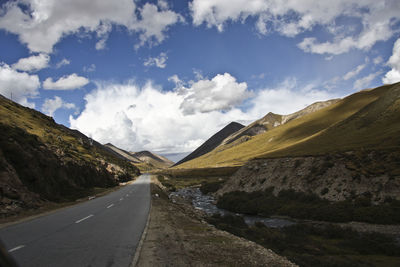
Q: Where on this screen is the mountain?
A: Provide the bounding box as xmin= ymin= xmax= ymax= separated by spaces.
xmin=104 ymin=143 xmax=174 ymax=170
xmin=173 ymin=122 xmax=244 ymax=166
xmin=215 ymin=83 xmax=400 ymax=215
xmin=214 ymin=99 xmax=339 ymax=153
xmin=104 ymin=143 xmax=142 ymax=163
xmin=0 ymin=95 xmax=140 ymax=218
xmin=177 ymin=83 xmax=400 ymax=168
xmin=131 ymin=151 xmax=174 ymax=169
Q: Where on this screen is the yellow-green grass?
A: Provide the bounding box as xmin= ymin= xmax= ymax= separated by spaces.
xmin=0 ymin=96 xmax=139 ymax=174
xmin=0 ymin=98 xmax=87 ymax=158
xmin=176 ymin=83 xmax=398 ymax=168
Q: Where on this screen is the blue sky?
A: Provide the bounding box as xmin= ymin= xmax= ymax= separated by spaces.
xmin=0 ymin=0 xmax=399 ymax=161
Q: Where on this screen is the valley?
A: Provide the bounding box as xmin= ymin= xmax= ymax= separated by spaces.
xmin=150 ymin=83 xmax=400 ymax=266
xmin=1 ymin=83 xmax=400 ymax=267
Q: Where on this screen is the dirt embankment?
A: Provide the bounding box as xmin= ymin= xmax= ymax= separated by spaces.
xmin=137 ymin=176 xmax=297 ymax=267
xmin=218 ymin=150 xmax=400 ymax=203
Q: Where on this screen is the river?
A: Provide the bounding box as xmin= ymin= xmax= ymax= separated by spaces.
xmin=170 ymin=187 xmax=295 ymax=228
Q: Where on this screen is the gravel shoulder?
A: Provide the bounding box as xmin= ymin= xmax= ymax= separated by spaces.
xmin=136 ymin=176 xmax=297 ymax=267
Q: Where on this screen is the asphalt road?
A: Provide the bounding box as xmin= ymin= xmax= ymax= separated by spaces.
xmin=0 ymin=174 xmax=151 ymax=267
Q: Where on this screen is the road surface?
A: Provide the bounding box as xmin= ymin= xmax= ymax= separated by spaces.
xmin=0 ymin=174 xmax=151 ymax=267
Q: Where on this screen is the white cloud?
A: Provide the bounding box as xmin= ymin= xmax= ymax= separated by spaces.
xmin=43 ymin=73 xmax=89 ymax=90
xmin=383 ymin=38 xmax=400 ymax=84
xmin=12 ymin=53 xmax=50 ymax=72
xmin=83 ymin=64 xmax=96 ymax=72
xmin=382 ymin=69 xmax=400 ymax=84
xmin=190 ymin=0 xmax=400 ymax=55
xmin=55 ymin=58 xmax=71 ymax=69
xmin=95 ymin=21 xmax=112 ymax=50
xmin=69 ymin=75 xmax=336 ymax=154
xmin=248 ymin=78 xmax=335 ymax=116
xmin=133 ymin=3 xmax=184 ymax=49
xmin=0 ymin=0 xmax=182 ymax=53
xmin=144 ymin=52 xmax=168 ymax=68
xmin=354 ymin=71 xmax=382 ymax=90
xmin=157 ymin=0 xmax=169 ymax=10
xmin=343 ymin=64 xmax=366 ymax=80
xmin=373 ymin=56 xmax=383 ymax=65
xmin=180 ymin=73 xmax=250 ymax=115
xmin=0 ymin=63 xmax=40 ymax=108
xmin=42 ymin=96 xmax=78 ymax=116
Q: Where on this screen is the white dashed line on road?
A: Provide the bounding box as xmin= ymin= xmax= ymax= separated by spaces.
xmin=107 ymin=204 xmax=114 ymax=209
xmin=8 ymin=245 xmax=25 ymax=253
xmin=75 ymin=214 xmax=94 ymax=224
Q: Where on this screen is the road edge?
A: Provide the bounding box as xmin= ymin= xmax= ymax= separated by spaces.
xmin=130 ymin=178 xmax=152 ymax=267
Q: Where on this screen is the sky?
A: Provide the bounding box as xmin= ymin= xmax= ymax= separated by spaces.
xmin=0 ymin=0 xmax=399 ymax=162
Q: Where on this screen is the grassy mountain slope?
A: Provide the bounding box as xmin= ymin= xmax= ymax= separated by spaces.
xmin=131 ymin=150 xmax=174 ymax=169
xmin=104 ymin=143 xmax=142 ymax=163
xmin=0 ymin=95 xmax=140 ymax=217
xmin=176 ymin=83 xmax=398 ymax=168
xmin=104 ymin=143 xmax=174 ymax=171
xmin=173 ymin=122 xmax=244 ymax=166
xmin=219 ymin=99 xmax=338 ymax=150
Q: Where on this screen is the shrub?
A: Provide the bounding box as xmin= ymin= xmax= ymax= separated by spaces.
xmin=200 ymin=180 xmax=225 ymax=194
xmin=217 ymin=188 xmax=400 ymax=224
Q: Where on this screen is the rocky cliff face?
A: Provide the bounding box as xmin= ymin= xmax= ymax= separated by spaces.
xmin=217 ymin=150 xmax=400 ymax=203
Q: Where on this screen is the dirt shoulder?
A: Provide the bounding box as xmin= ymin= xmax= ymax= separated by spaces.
xmin=136 ymin=176 xmax=297 ymax=267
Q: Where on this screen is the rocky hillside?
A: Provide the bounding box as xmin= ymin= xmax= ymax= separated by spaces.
xmin=217 ymin=150 xmax=400 ymax=203
xmin=177 ymin=83 xmax=399 ymax=168
xmin=215 ymin=82 xmax=400 ymax=205
xmin=174 ymin=121 xmax=244 ymax=166
xmin=0 ymin=95 xmax=140 ymax=218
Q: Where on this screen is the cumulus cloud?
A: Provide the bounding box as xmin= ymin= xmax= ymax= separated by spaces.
xmin=190 ymin=0 xmax=400 ymax=55
xmin=383 ymin=38 xmax=400 ymax=84
xmin=55 ymin=58 xmax=71 ymax=69
xmin=179 ymin=73 xmax=250 ymax=115
xmin=343 ymin=64 xmax=366 ymax=80
xmin=43 ymin=73 xmax=89 ymax=90
xmin=133 ymin=3 xmax=184 ymax=49
xmin=69 ymin=75 xmax=336 ymax=154
xmin=42 ymin=96 xmax=78 ymax=117
xmin=144 ymin=52 xmax=168 ymax=68
xmin=0 ymin=63 xmax=40 ymax=107
xmin=354 ymin=71 xmax=382 ymax=90
xmin=0 ymin=0 xmax=182 ymax=53
xmin=12 ymin=53 xmax=50 ymax=72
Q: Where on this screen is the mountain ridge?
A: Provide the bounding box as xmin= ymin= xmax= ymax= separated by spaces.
xmin=173 ymin=121 xmax=244 ymax=167
xmin=104 ymin=143 xmax=174 ymax=170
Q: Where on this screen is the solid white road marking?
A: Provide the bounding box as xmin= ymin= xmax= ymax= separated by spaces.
xmin=75 ymin=214 xmax=94 ymax=224
xmin=107 ymin=204 xmax=114 ymax=209
xmin=8 ymin=245 xmax=25 ymax=253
